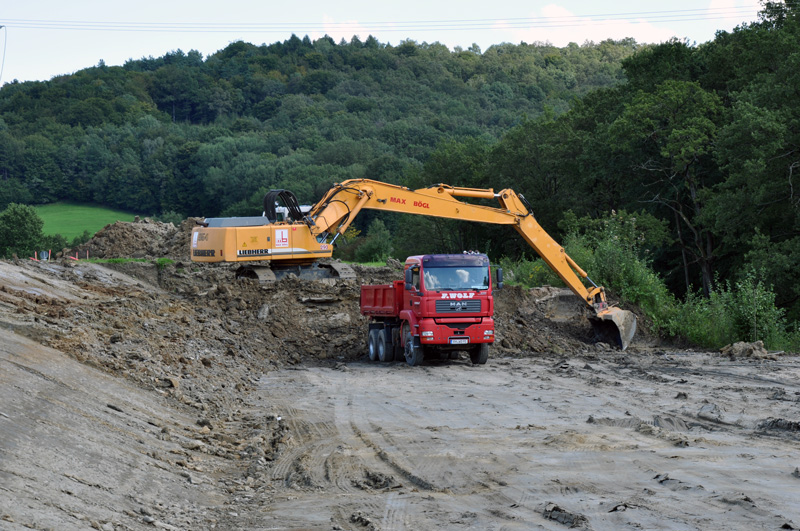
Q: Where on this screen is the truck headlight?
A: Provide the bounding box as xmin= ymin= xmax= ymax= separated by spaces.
xmin=484 ymin=330 xmax=494 ymax=336
xmin=422 ymin=331 xmax=434 ymax=337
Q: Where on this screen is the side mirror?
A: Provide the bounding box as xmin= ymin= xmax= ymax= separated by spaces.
xmin=405 ymin=268 xmax=414 ymax=290
xmin=495 ymin=268 xmax=503 ymax=290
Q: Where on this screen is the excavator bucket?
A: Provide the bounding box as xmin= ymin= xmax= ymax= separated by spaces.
xmin=593 ymin=307 xmax=637 ymax=351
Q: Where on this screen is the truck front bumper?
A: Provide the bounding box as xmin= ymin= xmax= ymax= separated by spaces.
xmin=417 ymin=318 xmax=495 ymax=346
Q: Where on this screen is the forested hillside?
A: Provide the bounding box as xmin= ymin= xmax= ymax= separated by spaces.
xmin=0 ymin=35 xmax=637 ymax=217
xmin=1 ymin=1 xmax=799 ymax=346
xmin=468 ymin=1 xmax=800 ymax=322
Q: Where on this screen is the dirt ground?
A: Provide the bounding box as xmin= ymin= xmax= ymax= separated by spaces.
xmin=1 ymin=219 xmax=799 ymax=530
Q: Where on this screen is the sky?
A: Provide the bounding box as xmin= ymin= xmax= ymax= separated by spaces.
xmin=0 ymin=0 xmax=764 ymax=85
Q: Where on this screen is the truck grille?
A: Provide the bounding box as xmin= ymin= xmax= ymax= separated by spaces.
xmin=435 ymin=300 xmax=481 ymax=313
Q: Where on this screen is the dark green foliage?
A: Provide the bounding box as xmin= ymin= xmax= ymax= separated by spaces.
xmin=489 ymin=2 xmax=800 ymax=347
xmin=40 ymin=233 xmax=68 ymax=253
xmin=0 ymin=203 xmax=45 ymax=258
xmin=69 ymin=230 xmax=94 ymax=247
xmin=354 ymin=218 xmax=393 ymax=263
xmin=153 ymin=211 xmax=185 ymax=226
xmin=0 ymin=204 xmax=96 ymax=258
xmin=0 ymin=36 xmax=637 ymax=221
xmin=501 ymin=210 xmax=676 ymax=321
xmin=500 ymin=213 xmax=800 ymax=351
xmin=668 ymin=269 xmax=800 ymax=351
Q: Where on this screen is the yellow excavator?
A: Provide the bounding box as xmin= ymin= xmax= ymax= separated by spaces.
xmin=190 ymin=179 xmax=637 ymax=350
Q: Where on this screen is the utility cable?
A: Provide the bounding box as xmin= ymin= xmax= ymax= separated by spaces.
xmin=0 ymin=5 xmax=762 ymax=33
xmin=0 ymin=26 xmax=6 ymax=86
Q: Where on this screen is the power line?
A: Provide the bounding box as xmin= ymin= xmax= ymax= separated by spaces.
xmin=0 ymin=26 xmax=6 ymax=86
xmin=0 ymin=6 xmax=762 ymax=33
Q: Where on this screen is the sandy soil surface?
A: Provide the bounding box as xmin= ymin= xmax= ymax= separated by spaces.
xmin=1 ymin=219 xmax=799 ymax=530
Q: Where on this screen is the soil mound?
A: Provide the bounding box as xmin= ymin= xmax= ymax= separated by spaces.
xmin=74 ymin=217 xmax=200 ymax=260
xmin=0 ymin=219 xmax=610 ymax=415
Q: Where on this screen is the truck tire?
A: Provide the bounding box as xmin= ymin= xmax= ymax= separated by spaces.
xmin=470 ymin=343 xmax=489 ymax=365
xmin=368 ymin=329 xmax=380 ymax=361
xmin=377 ymin=329 xmax=393 ymax=362
xmin=403 ymin=324 xmax=424 ymax=367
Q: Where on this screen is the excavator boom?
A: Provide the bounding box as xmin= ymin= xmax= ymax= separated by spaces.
xmin=191 ymin=178 xmax=637 ymax=349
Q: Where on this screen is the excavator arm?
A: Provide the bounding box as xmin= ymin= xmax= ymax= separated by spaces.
xmin=191 ymin=178 xmax=637 ymax=348
xmin=309 ymin=180 xmax=604 ymax=306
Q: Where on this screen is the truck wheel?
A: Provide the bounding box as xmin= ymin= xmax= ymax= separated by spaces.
xmin=403 ymin=324 xmax=424 ymax=367
xmin=368 ymin=329 xmax=380 ymax=361
xmin=470 ymin=344 xmax=489 ymax=365
xmin=377 ymin=329 xmax=393 ymax=362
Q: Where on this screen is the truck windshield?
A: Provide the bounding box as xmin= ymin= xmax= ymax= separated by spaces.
xmin=422 ymin=266 xmax=489 ymax=291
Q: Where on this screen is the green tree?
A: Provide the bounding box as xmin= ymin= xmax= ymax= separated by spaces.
xmin=610 ymin=80 xmax=722 ymax=296
xmin=0 ymin=203 xmax=45 ymax=258
xmin=355 ymin=218 xmax=393 ymax=262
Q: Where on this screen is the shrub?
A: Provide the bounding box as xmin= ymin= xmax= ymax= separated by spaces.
xmin=0 ymin=204 xmax=45 ymax=258
xmin=497 ymin=211 xmax=800 ymax=351
xmin=354 ymin=219 xmax=393 ymax=263
xmin=70 ymin=230 xmax=94 ymax=247
xmin=500 ymin=218 xmax=677 ymax=330
xmin=498 ymin=255 xmax=560 ymax=287
xmin=154 ymin=211 xmax=185 ymax=226
xmin=670 ymin=269 xmax=800 ymax=350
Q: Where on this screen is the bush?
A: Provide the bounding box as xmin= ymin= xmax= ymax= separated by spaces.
xmin=667 ymin=290 xmax=737 ymax=348
xmin=669 ymin=269 xmax=800 ymax=351
xmin=354 ymin=219 xmax=393 ymax=263
xmin=154 ymin=211 xmax=185 ymax=226
xmin=498 ymin=255 xmax=560 ymax=287
xmin=497 ymin=211 xmax=800 ymax=351
xmin=331 ymin=226 xmax=362 ymax=261
xmin=70 ymin=230 xmax=94 ymax=247
xmin=587 ymin=236 xmax=676 ymax=324
xmin=500 ymin=217 xmax=677 ymax=330
xmin=0 ymin=204 xmax=45 ymax=258
xmin=40 ymin=233 xmax=69 ymax=254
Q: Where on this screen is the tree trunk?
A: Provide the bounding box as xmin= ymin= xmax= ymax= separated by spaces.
xmin=674 ymin=210 xmax=691 ymax=293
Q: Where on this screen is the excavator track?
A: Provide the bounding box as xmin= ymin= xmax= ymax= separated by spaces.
xmin=235 ymin=260 xmax=356 ymax=283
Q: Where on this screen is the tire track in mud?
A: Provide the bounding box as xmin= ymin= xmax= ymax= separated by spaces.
xmin=380 ymin=490 xmax=409 ymax=529
xmin=258 ymin=368 xmax=418 ymax=530
xmin=261 ymin=373 xmax=373 ymax=494
xmin=535 ymin=354 xmax=800 ymax=529
xmin=351 ymin=421 xmax=440 ymax=492
xmin=341 ymin=365 xmax=512 ymax=497
xmin=335 ymin=364 xmax=551 ymax=528
xmin=328 ymin=374 xmax=419 ymax=530
xmin=251 ymin=356 xmax=800 ymax=530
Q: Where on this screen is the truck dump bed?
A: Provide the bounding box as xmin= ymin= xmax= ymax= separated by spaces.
xmin=360 ymin=281 xmax=404 ymax=317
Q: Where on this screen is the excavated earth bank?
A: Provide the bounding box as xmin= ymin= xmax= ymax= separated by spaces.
xmin=1 ymin=219 xmax=798 ymax=530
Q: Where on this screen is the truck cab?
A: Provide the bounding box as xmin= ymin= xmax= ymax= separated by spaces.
xmin=360 ymin=253 xmax=501 ymax=366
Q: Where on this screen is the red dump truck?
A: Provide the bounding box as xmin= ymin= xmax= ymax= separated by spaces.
xmin=360 ymin=253 xmax=502 ymax=367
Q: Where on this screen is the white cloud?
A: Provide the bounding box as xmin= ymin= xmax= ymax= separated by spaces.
xmin=507 ymin=4 xmax=686 ymax=46
xmin=315 ymin=15 xmax=375 ymax=44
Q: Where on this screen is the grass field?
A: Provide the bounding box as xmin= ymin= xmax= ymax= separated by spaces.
xmin=34 ymin=203 xmax=140 ymax=240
